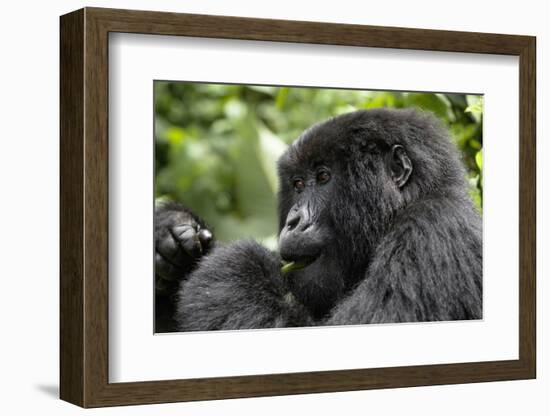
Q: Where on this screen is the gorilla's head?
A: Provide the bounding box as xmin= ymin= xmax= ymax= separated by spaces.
xmin=276 ymin=108 xmax=467 ymax=318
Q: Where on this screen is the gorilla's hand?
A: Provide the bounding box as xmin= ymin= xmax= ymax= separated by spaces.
xmin=155 ymin=202 xmax=213 ymax=295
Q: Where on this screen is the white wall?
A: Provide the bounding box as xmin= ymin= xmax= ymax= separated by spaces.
xmin=0 ymin=0 xmax=546 ymax=414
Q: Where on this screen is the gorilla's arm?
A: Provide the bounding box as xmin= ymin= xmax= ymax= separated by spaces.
xmin=155 ymin=201 xmax=214 ymax=332
xmin=326 ymin=199 xmax=482 ymax=325
xmin=175 ymin=241 xmax=313 ymax=331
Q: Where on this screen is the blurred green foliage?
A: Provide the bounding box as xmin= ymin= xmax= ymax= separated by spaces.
xmin=155 ymin=83 xmax=483 ymax=247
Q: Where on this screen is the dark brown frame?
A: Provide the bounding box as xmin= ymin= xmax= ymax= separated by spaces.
xmin=60 ymin=7 xmax=536 ymax=408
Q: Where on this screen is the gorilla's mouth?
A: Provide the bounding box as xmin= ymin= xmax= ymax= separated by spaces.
xmin=280 ymin=256 xmax=317 ymax=276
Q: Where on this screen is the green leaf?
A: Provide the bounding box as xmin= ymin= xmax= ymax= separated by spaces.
xmin=229 ymin=115 xmax=279 ymax=238
xmin=281 ymin=260 xmax=309 ymax=275
xmin=403 ymin=93 xmax=450 ymax=119
xmin=224 ymin=98 xmax=247 ymax=119
xmin=166 ymin=127 xmax=186 ymax=145
xmin=465 ymin=95 xmax=483 ymax=122
xmin=275 ymin=87 xmax=289 ymax=109
xmin=475 ymin=151 xmax=483 ymax=170
xmin=248 ymin=85 xmax=277 ymax=96
xmin=257 ymin=124 xmax=288 ymax=194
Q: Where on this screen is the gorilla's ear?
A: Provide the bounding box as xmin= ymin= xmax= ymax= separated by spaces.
xmin=388 ymin=144 xmax=412 ymax=188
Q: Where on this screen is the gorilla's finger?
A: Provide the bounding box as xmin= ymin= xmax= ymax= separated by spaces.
xmin=157 ymin=233 xmax=192 ymax=269
xmin=198 ymin=229 xmax=213 ymax=251
xmin=181 ymin=236 xmax=203 ymax=257
xmin=172 ymin=225 xmax=203 ymax=257
xmin=157 ymin=233 xmax=181 ymax=261
xmin=172 ymin=224 xmax=195 ymax=240
xmin=155 ymin=252 xmax=183 ymax=282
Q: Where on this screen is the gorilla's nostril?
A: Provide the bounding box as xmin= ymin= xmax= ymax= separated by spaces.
xmin=286 ymin=215 xmax=300 ymax=230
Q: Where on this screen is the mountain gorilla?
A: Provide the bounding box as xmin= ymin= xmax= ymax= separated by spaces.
xmin=154 ymin=108 xmax=482 ymax=332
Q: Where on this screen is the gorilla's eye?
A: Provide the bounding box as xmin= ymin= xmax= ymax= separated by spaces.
xmin=293 ymin=179 xmax=305 ymax=192
xmin=316 ymin=170 xmax=331 ymax=184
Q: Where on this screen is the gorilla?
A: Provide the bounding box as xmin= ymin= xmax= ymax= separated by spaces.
xmin=154 ymin=108 xmax=482 ymax=332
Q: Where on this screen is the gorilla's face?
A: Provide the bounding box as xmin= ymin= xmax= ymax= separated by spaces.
xmin=276 ymin=112 xmax=413 ymax=318
xmin=277 ymin=151 xmax=346 ymax=318
xmin=277 ymin=119 xmax=360 ymax=318
xmin=278 ymin=164 xmax=335 ymax=265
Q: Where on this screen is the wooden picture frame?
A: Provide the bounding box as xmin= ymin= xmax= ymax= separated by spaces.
xmin=60 ymin=7 xmax=536 ymax=408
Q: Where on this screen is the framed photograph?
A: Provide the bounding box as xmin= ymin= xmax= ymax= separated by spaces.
xmin=60 ymin=7 xmax=536 ymax=408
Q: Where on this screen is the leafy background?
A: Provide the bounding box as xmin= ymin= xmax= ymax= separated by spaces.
xmin=155 ymin=82 xmax=483 ymax=249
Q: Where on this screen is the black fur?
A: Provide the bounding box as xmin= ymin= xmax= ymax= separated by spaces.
xmin=159 ymin=108 xmax=482 ymax=331
xmin=174 ymin=241 xmax=312 ymax=330
xmin=154 ymin=201 xmax=214 ymax=332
